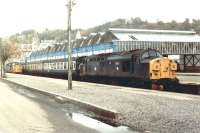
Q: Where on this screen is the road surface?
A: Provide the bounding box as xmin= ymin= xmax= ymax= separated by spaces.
xmin=0 ymin=81 xmax=100 ymax=133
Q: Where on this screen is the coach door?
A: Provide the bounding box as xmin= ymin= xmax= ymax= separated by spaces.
xmin=132 ymin=55 xmax=142 ymax=77
xmin=131 ymin=55 xmax=137 ymax=74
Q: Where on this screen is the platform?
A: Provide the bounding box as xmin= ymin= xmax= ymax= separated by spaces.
xmin=177 ymin=73 xmax=200 ymax=85
xmin=2 ymin=73 xmax=200 ymax=133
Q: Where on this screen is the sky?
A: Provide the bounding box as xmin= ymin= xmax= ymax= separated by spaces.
xmin=0 ymin=0 xmax=200 ymax=37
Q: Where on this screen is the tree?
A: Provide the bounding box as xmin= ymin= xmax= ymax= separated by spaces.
xmin=0 ymin=40 xmax=21 ymax=78
xmin=157 ymin=20 xmax=165 ymax=29
xmin=192 ymin=19 xmax=200 ymax=34
xmin=168 ymin=20 xmax=178 ymax=30
xmin=181 ymin=18 xmax=191 ymax=30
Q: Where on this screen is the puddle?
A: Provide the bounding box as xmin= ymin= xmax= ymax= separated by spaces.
xmin=66 ymin=113 xmax=138 ymax=133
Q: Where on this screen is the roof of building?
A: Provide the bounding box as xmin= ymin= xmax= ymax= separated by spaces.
xmin=109 ymin=28 xmax=196 ymax=35
xmin=108 ymin=28 xmax=200 ymax=42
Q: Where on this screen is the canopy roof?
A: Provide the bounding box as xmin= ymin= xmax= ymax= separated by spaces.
xmin=29 ymin=28 xmax=200 ymax=58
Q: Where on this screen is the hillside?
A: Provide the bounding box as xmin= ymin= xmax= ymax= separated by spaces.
xmin=6 ymin=17 xmax=200 ymax=44
xmin=86 ymin=17 xmax=200 ymax=34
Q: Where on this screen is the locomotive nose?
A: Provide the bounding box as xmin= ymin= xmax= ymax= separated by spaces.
xmin=150 ymin=58 xmax=177 ymax=80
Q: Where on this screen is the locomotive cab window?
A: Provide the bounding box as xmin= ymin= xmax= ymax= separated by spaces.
xmin=141 ymin=50 xmax=162 ymax=61
xmin=149 ymin=50 xmax=162 ymax=59
xmin=141 ymin=52 xmax=149 ymax=60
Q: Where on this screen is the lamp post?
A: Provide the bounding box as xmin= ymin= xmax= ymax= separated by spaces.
xmin=66 ymin=0 xmax=75 ymax=90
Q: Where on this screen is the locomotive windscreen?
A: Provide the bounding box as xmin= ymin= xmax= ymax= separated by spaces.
xmin=141 ymin=49 xmax=162 ymax=61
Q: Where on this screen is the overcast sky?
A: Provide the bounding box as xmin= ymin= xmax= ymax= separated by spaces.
xmin=0 ymin=0 xmax=200 ymax=37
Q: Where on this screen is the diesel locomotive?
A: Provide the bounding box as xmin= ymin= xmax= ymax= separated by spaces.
xmin=77 ymin=49 xmax=178 ymax=89
xmin=6 ymin=62 xmax=23 ymax=74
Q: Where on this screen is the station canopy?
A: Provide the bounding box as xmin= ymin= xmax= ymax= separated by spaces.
xmin=73 ymin=28 xmax=200 ymax=55
xmin=28 ymin=28 xmax=200 ymax=60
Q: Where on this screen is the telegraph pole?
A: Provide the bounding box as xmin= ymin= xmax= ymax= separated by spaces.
xmin=66 ymin=0 xmax=74 ymax=90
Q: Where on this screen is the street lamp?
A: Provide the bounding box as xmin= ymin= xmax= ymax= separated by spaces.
xmin=66 ymin=0 xmax=75 ymax=90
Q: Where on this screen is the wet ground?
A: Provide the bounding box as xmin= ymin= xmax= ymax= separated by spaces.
xmin=0 ymin=81 xmax=137 ymax=133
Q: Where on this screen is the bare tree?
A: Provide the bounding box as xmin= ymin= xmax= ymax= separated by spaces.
xmin=0 ymin=40 xmax=21 ymax=78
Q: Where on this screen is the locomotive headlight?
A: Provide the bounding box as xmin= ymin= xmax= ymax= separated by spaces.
xmin=170 ymin=63 xmax=177 ymax=70
xmin=153 ymin=63 xmax=160 ymax=71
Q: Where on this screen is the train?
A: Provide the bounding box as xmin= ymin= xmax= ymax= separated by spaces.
xmin=6 ymin=62 xmax=23 ymax=74
xmin=7 ymin=48 xmax=178 ymax=90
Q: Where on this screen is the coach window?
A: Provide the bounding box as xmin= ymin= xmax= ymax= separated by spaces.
xmin=60 ymin=62 xmax=63 ymax=69
xmin=64 ymin=62 xmax=66 ymax=69
xmin=52 ymin=63 xmax=55 ymax=69
xmin=48 ymin=63 xmax=51 ymax=69
xmin=56 ymin=63 xmax=58 ymax=69
xmin=73 ymin=62 xmax=76 ymax=70
xmin=58 ymin=63 xmax=61 ymax=69
xmin=54 ymin=63 xmax=56 ymax=69
xmin=55 ymin=63 xmax=57 ymax=69
xmin=62 ymin=62 xmax=64 ymax=69
xmin=60 ymin=62 xmax=63 ymax=70
xmin=57 ymin=63 xmax=60 ymax=69
xmin=59 ymin=62 xmax=61 ymax=69
xmin=122 ymin=61 xmax=130 ymax=72
xmin=45 ymin=63 xmax=48 ymax=70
